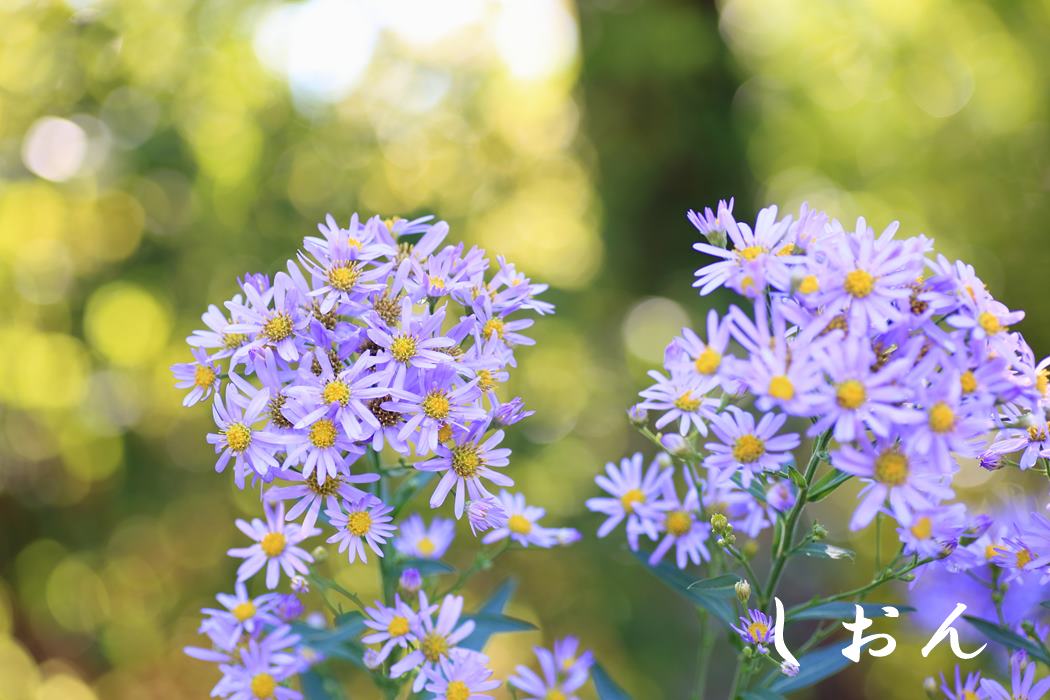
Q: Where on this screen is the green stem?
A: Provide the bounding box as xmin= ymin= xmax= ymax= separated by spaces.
xmin=692 ymin=610 xmax=716 ymax=700
xmin=439 ymin=540 xmax=510 ymax=597
xmin=760 ymin=430 xmax=831 ymax=608
xmin=787 ymin=555 xmax=933 ymax=618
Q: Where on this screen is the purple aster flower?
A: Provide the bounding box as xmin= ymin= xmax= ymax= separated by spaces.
xmin=228 ymin=503 xmax=318 ymax=589
xmin=664 ymin=309 xmax=734 ymax=388
xmin=831 ymin=438 xmax=954 ymax=530
xmin=765 ymin=479 xmax=796 ymax=514
xmin=687 ymin=197 xmax=734 ymax=247
xmin=226 ymin=271 xmax=309 ymax=364
xmin=585 ymin=453 xmax=670 ymax=550
xmin=367 ymin=298 xmax=455 ymax=370
xmin=486 ymin=255 xmax=554 ymax=316
xmin=362 ymin=594 xmax=429 ymax=664
xmin=390 ymin=592 xmax=476 ymax=693
xmin=465 ymin=496 xmax=508 ymax=536
xmin=637 ymin=370 xmax=718 ymax=436
xmin=265 ymin=468 xmax=378 ymax=531
xmin=399 ymin=568 xmax=423 ymax=594
xmin=324 ymin=495 xmax=397 ymax=564
xmin=394 ymin=514 xmax=455 ymax=560
xmin=704 ymin=407 xmax=800 ymax=483
xmin=492 ymin=395 xmax=534 ymax=427
xmin=940 ymin=666 xmax=985 ymax=700
xmin=417 ymin=420 xmax=512 ymax=518
xmin=481 ymin=490 xmax=556 ymax=548
xmin=647 ymin=471 xmax=711 ymax=569
xmin=213 ymin=635 xmax=304 ymax=700
xmin=207 ymin=384 xmax=284 ymax=488
xmin=200 ymin=582 xmax=280 ymax=648
xmin=989 ymin=404 xmax=1050 ymax=470
xmin=508 ymin=636 xmax=594 ymax=700
xmin=808 ymin=217 xmax=923 ymax=333
xmin=910 ymin=373 xmax=991 ymax=473
xmin=279 ymin=397 xmax=365 ymax=487
xmin=423 ymin=648 xmax=501 ymax=700
xmin=702 ymin=473 xmax=772 ymax=538
xmin=187 ymin=298 xmax=247 ymax=360
xmin=896 ymin=503 xmax=968 ymax=560
xmin=469 ymin=293 xmax=535 ymax=349
xmin=273 ymin=593 xmax=305 ymax=622
xmin=393 ymin=368 xmax=486 ymax=457
xmin=692 ymin=204 xmax=795 ymax=297
xmin=732 ymin=609 xmax=775 ymax=654
xmin=980 ymin=654 xmax=1050 ymax=700
xmin=298 ymin=213 xmax=394 ymax=313
xmin=172 ymin=346 xmax=221 ymax=407
xmin=806 ymin=333 xmax=920 ymax=441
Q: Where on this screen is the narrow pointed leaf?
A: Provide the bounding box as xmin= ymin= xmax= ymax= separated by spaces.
xmin=397 ymin=558 xmax=455 ymax=577
xmin=794 ymin=542 xmax=854 ymax=561
xmin=631 ymin=550 xmax=735 ymax=626
xmin=769 ymin=642 xmax=852 ymax=693
xmin=963 ymin=616 xmax=1050 ymax=665
xmin=809 ymin=469 xmax=853 ymax=502
xmin=461 ymin=613 xmax=536 ymax=651
xmin=592 ymin=663 xmax=631 ymax=700
xmin=790 ymin=602 xmax=913 ymax=621
xmin=687 ymin=573 xmax=740 ymax=591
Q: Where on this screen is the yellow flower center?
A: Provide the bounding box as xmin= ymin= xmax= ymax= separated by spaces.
xmin=476 ymin=369 xmax=497 ymax=392
xmin=508 ymin=514 xmax=533 ymax=535
xmin=250 ymin=673 xmax=277 ymax=699
xmin=546 ymin=691 xmax=567 ymax=700
xmin=261 ymin=532 xmax=286 ymax=557
xmin=347 ymin=511 xmax=372 ymax=536
xmin=422 ymin=391 xmax=451 ymax=419
xmin=428 ymin=275 xmax=446 ymax=290
xmin=960 ymin=371 xmax=977 ymax=394
xmin=732 ymin=434 xmax=766 ymax=464
xmin=798 ymin=275 xmax=819 ymax=295
xmin=985 ymin=544 xmax=1004 ymax=561
xmin=387 ymin=616 xmax=410 ymax=637
xmin=327 ymin=263 xmax=361 ymax=291
xmin=1017 ymin=548 xmax=1032 ymax=568
xmin=420 ymin=633 xmax=449 ymax=662
xmin=232 ymin=601 xmax=256 ymax=622
xmin=194 ymin=364 xmax=216 ymax=389
xmin=263 ymin=313 xmax=294 ymax=342
xmin=738 ymin=245 xmax=766 ymax=261
xmin=309 ymin=418 xmax=338 ymax=448
xmin=978 ymin=311 xmax=1002 ymax=335
xmin=747 ymin=621 xmax=769 ymax=640
xmin=1028 ymin=423 xmax=1049 ymax=442
xmin=483 ymin=317 xmax=505 ymax=339
xmin=962 ymin=692 xmax=979 ymax=700
xmin=223 ymin=332 xmax=248 ymax=349
xmin=390 ymin=335 xmax=417 ymax=363
xmin=910 ymin=517 xmax=932 ymax=540
xmin=445 ymin=681 xmax=470 ymax=700
xmin=225 ymin=423 xmax=252 ymax=452
xmin=451 ymin=447 xmax=482 ymax=478
xmin=768 ymin=375 xmax=795 ymax=400
xmin=874 ymin=450 xmax=909 ymax=486
xmin=417 ymin=537 xmax=436 ymax=557
xmin=1038 ymin=369 xmax=1049 ymax=397
xmin=694 ymin=347 xmax=721 ymax=375
xmin=844 ymin=269 xmax=875 ymax=298
xmin=836 ymin=379 xmax=867 ymax=409
xmin=674 ymin=391 xmax=702 ymax=412
xmin=322 ymin=380 xmax=351 ymax=405
xmin=620 ymin=488 xmax=646 ymax=514
xmin=928 ymin=403 xmax=956 ymax=433
xmin=665 ymin=510 xmax=692 ymax=536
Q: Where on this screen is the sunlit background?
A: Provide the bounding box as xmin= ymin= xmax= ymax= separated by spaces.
xmin=2 ymin=0 xmax=1050 ymax=698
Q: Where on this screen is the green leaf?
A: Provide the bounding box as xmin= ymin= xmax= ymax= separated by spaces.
xmin=790 ymin=602 xmax=913 ymax=622
xmin=794 ymin=542 xmax=855 ymax=561
xmin=731 ymin=471 xmax=768 ymax=503
xmin=809 ymin=469 xmax=853 ymax=502
xmin=1041 ymin=601 xmax=1050 ymax=610
xmin=300 ymin=670 xmax=345 ymax=700
xmin=769 ymin=642 xmax=852 ymax=693
xmin=397 ymin=558 xmax=455 ymax=577
xmin=291 ymin=612 xmax=367 ymax=667
xmin=479 ymin=579 xmax=517 ymax=615
xmin=742 ymin=690 xmax=786 ymax=700
xmin=687 ymin=573 xmax=740 ymax=591
xmin=631 ymin=550 xmax=735 ymax=626
xmin=462 ymin=613 xmax=536 ymax=651
xmin=963 ymin=616 xmax=1050 ymax=665
xmin=592 ymin=663 xmax=631 ymax=700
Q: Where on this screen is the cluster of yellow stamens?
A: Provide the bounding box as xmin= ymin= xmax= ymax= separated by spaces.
xmin=694 ymin=347 xmax=721 ymax=375
xmin=960 ymin=371 xmax=978 ymax=394
xmin=836 ymin=379 xmax=867 ymax=409
xmin=232 ymin=601 xmax=256 ymax=622
xmin=260 ymin=532 xmax=286 ymax=557
xmin=665 ymin=510 xmax=692 ymax=536
xmin=224 ymin=422 xmax=252 ymax=452
xmin=420 ymin=633 xmax=449 ymax=662
xmin=978 ymin=311 xmax=1003 ymax=335
xmin=387 ymin=616 xmax=410 ymax=637
xmin=322 ymin=379 xmax=351 ymax=405
xmin=194 ymin=364 xmax=216 ymax=389
xmin=309 ymin=418 xmax=338 ymax=448
xmin=327 ymin=262 xmax=362 ymax=291
xmin=250 ymin=673 xmax=277 ymax=699
xmin=873 ymin=449 xmax=909 ymax=486
xmin=910 ymin=517 xmax=933 ymax=540
xmin=843 ymin=269 xmax=875 ymax=298
xmin=737 ymin=245 xmax=766 ymax=261
xmin=421 ymin=391 xmax=452 ymax=420
xmin=732 ymin=434 xmax=766 ymax=464
xmin=390 ymin=335 xmax=418 ymax=363
xmin=797 ymin=274 xmax=819 ymax=295
xmin=347 ymin=511 xmax=373 ymax=536
xmin=927 ymin=402 xmax=956 ymax=433
xmin=674 ymin=391 xmax=702 ymax=412
xmin=620 ymin=488 xmax=645 ymax=514
xmin=262 ymin=313 xmax=294 ymax=342
xmin=450 ymin=442 xmax=482 ymax=478
xmin=483 ymin=317 xmax=506 ymax=339
xmin=768 ymin=375 xmax=795 ymax=401
xmin=508 ymin=514 xmax=533 ymax=535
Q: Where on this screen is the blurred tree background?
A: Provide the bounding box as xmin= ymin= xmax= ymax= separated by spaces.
xmin=1 ymin=0 xmax=1049 ymax=698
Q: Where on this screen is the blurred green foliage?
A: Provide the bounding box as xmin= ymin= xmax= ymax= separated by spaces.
xmin=1 ymin=0 xmax=1049 ymax=698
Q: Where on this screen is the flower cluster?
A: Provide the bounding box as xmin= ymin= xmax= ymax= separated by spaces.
xmin=588 ymin=198 xmax=1050 ymax=696
xmin=175 ymin=213 xmax=588 ymax=697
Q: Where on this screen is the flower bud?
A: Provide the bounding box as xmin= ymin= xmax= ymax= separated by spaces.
xmin=399 ymin=568 xmax=423 ymax=594
xmin=627 ymin=404 xmax=648 ymax=427
xmin=780 ymin=661 xmax=800 ymax=678
xmin=710 ymin=513 xmax=731 ymax=535
xmin=811 ymin=522 xmax=828 ymax=541
xmin=735 ymin=580 xmax=752 ymax=605
xmin=311 ymin=545 xmax=329 ymax=563
xmin=923 ymin=677 xmax=938 ymax=698
xmin=978 ymin=450 xmax=1005 ymax=471
xmin=742 ymin=540 xmax=759 ymax=558
xmin=704 ymin=228 xmax=728 ymax=250
xmin=291 ymin=575 xmax=310 ymax=594
xmin=364 ymin=648 xmax=382 ymax=670
xmin=660 ymin=433 xmax=689 ymax=458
